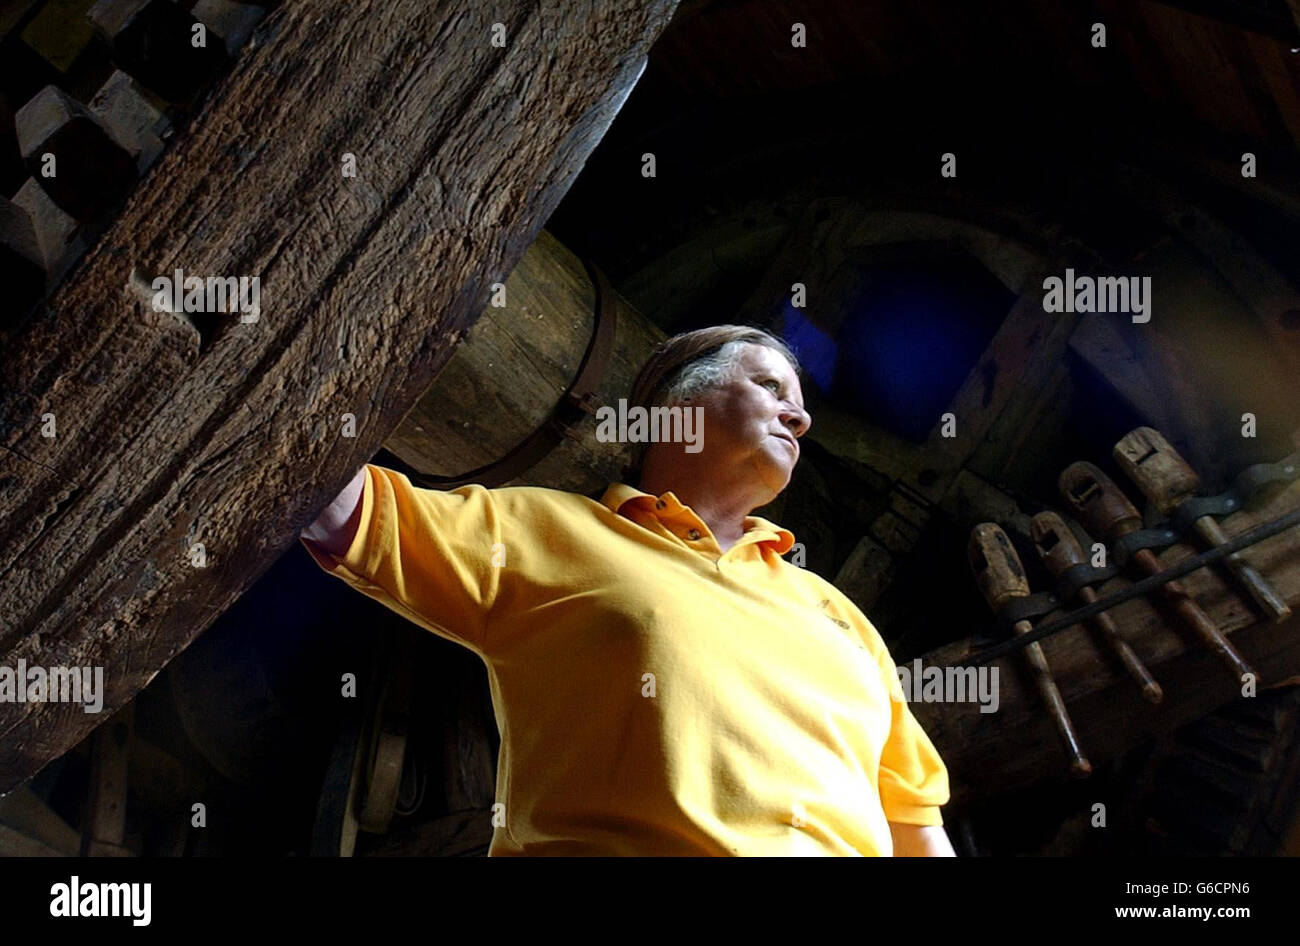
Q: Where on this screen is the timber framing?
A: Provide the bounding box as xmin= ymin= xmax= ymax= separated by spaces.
xmin=0 ymin=0 xmax=678 ymax=792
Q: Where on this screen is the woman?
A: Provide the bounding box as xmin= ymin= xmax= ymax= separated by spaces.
xmin=301 ymin=324 xmax=954 ymax=855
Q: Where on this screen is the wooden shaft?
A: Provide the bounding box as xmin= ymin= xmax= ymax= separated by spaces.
xmin=1131 ymin=546 xmax=1256 ymax=682
xmin=1192 ymin=516 xmax=1292 ymax=622
xmin=1013 ymin=619 xmax=1092 ymax=778
xmin=1076 ymin=586 xmax=1163 ymax=703
xmin=0 ymin=0 xmax=683 ymax=797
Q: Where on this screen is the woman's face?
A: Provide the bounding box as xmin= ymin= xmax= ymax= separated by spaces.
xmin=688 ymin=343 xmax=812 ymax=496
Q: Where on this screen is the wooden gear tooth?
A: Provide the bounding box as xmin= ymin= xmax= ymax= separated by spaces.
xmin=88 ymin=0 xmax=230 ymax=103
xmin=15 ymin=84 xmax=137 ymax=221
xmin=87 ymin=70 xmax=167 ymax=174
xmin=0 ymin=195 xmax=46 ymax=324
xmin=191 ymin=0 xmax=267 ymax=59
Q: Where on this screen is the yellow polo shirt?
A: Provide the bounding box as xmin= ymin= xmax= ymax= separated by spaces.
xmin=302 ymin=463 xmax=949 ymax=855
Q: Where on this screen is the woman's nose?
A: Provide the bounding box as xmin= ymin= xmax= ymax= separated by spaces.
xmin=781 ymin=405 xmax=811 ymax=437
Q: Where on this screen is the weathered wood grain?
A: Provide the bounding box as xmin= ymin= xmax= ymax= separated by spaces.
xmin=0 ymin=0 xmax=679 ymax=792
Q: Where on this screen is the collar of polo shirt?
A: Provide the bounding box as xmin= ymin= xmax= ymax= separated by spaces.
xmin=598 ymin=482 xmax=796 ymax=555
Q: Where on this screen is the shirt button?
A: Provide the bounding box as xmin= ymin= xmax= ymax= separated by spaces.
xmin=655 ymin=499 xmax=666 ymax=510
xmin=687 ymin=528 xmax=701 ymax=540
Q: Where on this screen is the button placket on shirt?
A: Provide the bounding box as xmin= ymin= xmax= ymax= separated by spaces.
xmin=673 ymin=515 xmax=709 ymax=548
xmin=674 ymin=513 xmax=707 ymax=547
xmin=651 ymin=495 xmax=720 ymax=557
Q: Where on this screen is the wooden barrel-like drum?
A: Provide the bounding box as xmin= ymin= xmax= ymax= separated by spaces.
xmin=383 ymin=229 xmax=664 ymax=493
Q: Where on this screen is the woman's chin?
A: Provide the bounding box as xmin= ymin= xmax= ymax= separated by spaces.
xmin=758 ymin=456 xmax=795 ymax=495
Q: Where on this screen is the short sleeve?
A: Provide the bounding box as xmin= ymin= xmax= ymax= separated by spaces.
xmin=851 ymin=608 xmax=951 ymax=826
xmin=300 ymin=464 xmax=503 ymax=653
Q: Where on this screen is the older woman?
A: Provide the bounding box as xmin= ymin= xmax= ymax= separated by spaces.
xmin=301 ymin=324 xmax=953 ymax=856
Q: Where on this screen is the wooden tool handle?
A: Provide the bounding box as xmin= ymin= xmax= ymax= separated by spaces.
xmin=1014 ymin=619 xmax=1092 ymax=778
xmin=1114 ymin=426 xmax=1290 ymax=622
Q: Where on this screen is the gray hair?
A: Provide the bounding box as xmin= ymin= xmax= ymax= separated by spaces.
xmin=652 ymin=338 xmax=795 ymax=407
xmin=623 ymin=329 xmax=801 ymax=483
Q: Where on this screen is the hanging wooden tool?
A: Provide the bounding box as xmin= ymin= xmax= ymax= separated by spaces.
xmin=1113 ymin=426 xmax=1291 ymax=623
xmin=1059 ymin=461 xmax=1255 ymax=684
xmin=968 ymin=523 xmax=1092 ymax=778
xmin=1030 ymin=511 xmax=1163 ymax=703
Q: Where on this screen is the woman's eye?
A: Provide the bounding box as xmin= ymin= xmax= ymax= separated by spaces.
xmin=761 ymin=378 xmax=781 ymax=393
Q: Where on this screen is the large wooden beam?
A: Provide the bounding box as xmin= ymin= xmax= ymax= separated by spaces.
xmin=0 ymin=0 xmax=678 ymax=792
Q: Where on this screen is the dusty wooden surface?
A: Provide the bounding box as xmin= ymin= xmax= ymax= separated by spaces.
xmin=0 ymin=0 xmax=679 ymax=793
xmin=912 ymin=479 xmax=1300 ymax=806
